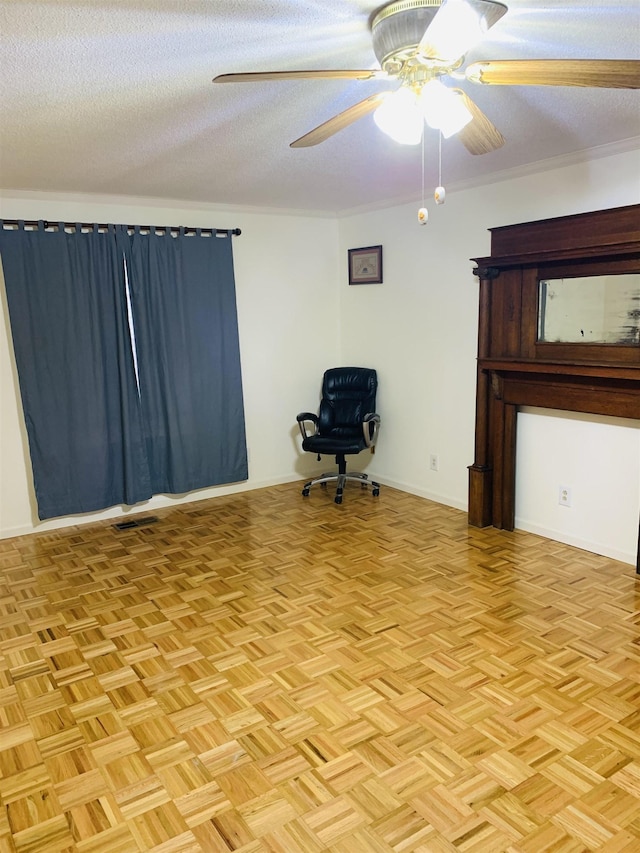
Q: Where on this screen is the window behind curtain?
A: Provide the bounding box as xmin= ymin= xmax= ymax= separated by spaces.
xmin=0 ymin=222 xmax=151 ymax=518
xmin=124 ymin=226 xmax=248 ymax=494
xmin=0 ymin=221 xmax=247 ymax=521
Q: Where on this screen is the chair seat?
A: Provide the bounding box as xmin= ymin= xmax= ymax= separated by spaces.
xmin=302 ymin=434 xmax=366 ymax=456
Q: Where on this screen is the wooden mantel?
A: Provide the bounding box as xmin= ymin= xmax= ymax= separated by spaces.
xmin=468 ymin=204 xmax=640 ymax=571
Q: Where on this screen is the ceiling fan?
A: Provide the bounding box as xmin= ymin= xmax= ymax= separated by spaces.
xmin=213 ymin=0 xmax=640 ymax=155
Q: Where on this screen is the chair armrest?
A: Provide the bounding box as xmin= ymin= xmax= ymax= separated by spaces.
xmin=363 ymin=413 xmax=380 ymax=448
xmin=297 ymin=412 xmax=318 ymax=441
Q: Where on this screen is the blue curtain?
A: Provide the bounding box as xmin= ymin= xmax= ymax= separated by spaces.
xmin=124 ymin=227 xmax=248 ymax=494
xmin=0 ymin=221 xmax=247 ymax=520
xmin=0 ymin=222 xmax=151 ymax=519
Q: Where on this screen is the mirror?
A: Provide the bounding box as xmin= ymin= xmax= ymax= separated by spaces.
xmin=538 ymin=273 xmax=640 ymax=344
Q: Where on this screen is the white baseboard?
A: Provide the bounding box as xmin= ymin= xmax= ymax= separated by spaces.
xmin=0 ymin=475 xmax=303 ymax=541
xmin=3 ymin=476 xmax=634 ymax=568
xmin=0 ymin=473 xmax=461 ymax=540
xmin=373 ymin=479 xmax=636 ymax=568
xmin=377 ymin=476 xmax=468 ymax=512
xmin=515 ymin=518 xmax=636 ymax=566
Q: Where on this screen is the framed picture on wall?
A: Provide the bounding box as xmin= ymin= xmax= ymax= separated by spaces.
xmin=348 ymin=245 xmax=383 ymax=285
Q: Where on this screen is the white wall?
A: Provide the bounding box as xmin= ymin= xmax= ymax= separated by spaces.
xmin=337 ymin=146 xmax=640 ymax=564
xmin=0 ymin=194 xmax=340 ymax=537
xmin=516 ymin=408 xmax=639 ymax=564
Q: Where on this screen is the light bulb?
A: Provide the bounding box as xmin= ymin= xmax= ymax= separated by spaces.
xmin=374 ymin=88 xmax=423 ymax=145
xmin=419 ymin=81 xmax=472 ymax=138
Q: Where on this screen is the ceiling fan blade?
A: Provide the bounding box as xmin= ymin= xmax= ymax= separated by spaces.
xmin=419 ymin=0 xmax=507 ymax=62
xmin=455 ymin=90 xmax=505 ymax=155
xmin=465 ymin=59 xmax=640 ymax=88
xmin=213 ymin=70 xmax=387 ymax=84
xmin=290 ymin=93 xmax=387 ymax=148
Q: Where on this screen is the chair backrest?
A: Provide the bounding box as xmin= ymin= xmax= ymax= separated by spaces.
xmin=317 ymin=367 xmax=377 ymax=438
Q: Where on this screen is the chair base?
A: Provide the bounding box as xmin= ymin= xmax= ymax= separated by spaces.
xmin=302 ymin=471 xmax=380 ymax=505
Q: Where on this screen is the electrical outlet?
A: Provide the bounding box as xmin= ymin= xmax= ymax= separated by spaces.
xmin=558 ymin=485 xmax=572 ymax=507
xmin=429 ymin=454 xmax=439 ymax=472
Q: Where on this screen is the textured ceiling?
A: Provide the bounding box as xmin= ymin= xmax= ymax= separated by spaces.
xmin=0 ymin=0 xmax=639 ymax=214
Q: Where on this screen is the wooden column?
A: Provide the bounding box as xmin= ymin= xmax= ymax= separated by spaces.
xmin=468 ymin=267 xmax=499 ymax=527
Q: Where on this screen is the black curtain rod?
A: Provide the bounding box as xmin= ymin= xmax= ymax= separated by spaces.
xmin=1 ymin=219 xmax=241 ymax=236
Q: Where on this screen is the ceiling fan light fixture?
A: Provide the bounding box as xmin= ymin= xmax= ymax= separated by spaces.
xmin=419 ymin=80 xmax=473 ymax=137
xmin=420 ymin=0 xmax=508 ymax=62
xmin=374 ymin=87 xmax=424 ymax=144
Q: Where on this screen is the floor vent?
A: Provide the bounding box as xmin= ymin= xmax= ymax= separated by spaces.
xmin=112 ymin=516 xmax=159 ymax=530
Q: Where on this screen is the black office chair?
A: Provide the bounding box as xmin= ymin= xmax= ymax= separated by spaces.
xmin=297 ymin=367 xmax=381 ymax=504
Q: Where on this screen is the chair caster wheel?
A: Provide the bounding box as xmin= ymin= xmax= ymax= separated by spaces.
xmin=302 ymin=488 xmax=309 ymax=497
xmin=334 ymin=495 xmax=342 ymax=504
xmin=372 ymin=488 xmax=380 ymax=497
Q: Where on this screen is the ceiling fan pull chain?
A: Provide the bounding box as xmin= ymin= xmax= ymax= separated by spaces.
xmin=418 ymin=129 xmax=428 ymax=226
xmin=435 ymin=130 xmax=446 ymax=205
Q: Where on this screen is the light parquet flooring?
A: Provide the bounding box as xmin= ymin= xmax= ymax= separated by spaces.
xmin=0 ymin=484 xmax=638 ymax=853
